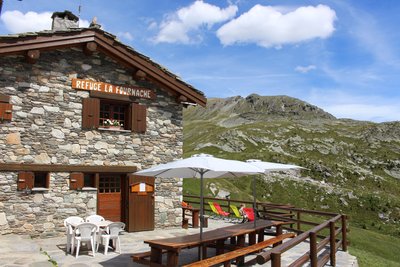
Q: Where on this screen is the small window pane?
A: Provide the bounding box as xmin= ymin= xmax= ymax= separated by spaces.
xmin=34 ymin=172 xmax=48 ymax=188
xmin=84 ymin=174 xmax=95 ymax=187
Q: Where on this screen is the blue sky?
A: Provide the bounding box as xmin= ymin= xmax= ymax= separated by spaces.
xmin=1 ymin=0 xmax=400 ymax=122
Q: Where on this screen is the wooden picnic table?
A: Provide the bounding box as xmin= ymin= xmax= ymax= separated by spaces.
xmin=142 ymin=220 xmax=289 ymax=267
xmin=182 ymin=206 xmax=200 ymax=228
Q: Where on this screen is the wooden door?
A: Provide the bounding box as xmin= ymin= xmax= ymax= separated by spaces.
xmin=97 ymin=174 xmax=122 ymax=222
xmin=127 ymin=174 xmax=155 ymax=232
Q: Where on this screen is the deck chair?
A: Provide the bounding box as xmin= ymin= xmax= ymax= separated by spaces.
xmin=208 ymin=202 xmax=220 ymax=218
xmin=242 ymin=207 xmax=255 ymax=222
xmin=213 ymin=202 xmax=230 ymax=219
xmin=230 ymin=205 xmax=245 ymax=223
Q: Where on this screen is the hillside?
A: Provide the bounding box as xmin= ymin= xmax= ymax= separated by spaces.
xmin=182 ymin=94 xmax=400 ymax=266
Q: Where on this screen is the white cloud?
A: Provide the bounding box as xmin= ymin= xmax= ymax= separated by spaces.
xmin=1 ymin=11 xmax=53 ymax=33
xmin=155 ymin=0 xmax=238 ymax=44
xmin=1 ymin=10 xmax=90 ymax=33
xmin=295 ymin=65 xmax=316 ymax=73
xmin=217 ymin=4 xmax=336 ymax=48
xmin=117 ymin=32 xmax=134 ymax=41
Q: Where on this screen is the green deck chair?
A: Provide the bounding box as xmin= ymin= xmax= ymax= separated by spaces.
xmin=230 ymin=204 xmax=244 ymax=223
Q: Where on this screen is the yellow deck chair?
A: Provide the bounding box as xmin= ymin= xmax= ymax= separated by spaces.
xmin=230 ymin=204 xmax=244 ymax=223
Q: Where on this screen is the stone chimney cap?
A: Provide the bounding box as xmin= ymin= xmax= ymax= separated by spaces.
xmin=51 ymin=10 xmax=79 ymax=22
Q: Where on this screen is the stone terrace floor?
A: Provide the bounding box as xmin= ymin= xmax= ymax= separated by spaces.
xmin=0 ymin=219 xmax=358 ymax=267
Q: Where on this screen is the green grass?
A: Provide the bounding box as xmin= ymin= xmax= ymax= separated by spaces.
xmin=183 ymin=108 xmax=400 ymax=266
xmin=349 ymin=227 xmax=400 ymax=267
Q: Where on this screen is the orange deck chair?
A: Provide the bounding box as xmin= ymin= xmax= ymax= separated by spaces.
xmin=213 ymin=202 xmax=230 ymax=218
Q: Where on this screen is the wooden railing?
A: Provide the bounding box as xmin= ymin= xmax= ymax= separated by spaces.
xmin=183 ymin=194 xmax=348 ymax=267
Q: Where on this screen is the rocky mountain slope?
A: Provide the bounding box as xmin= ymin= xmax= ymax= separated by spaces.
xmin=183 ymin=94 xmax=400 ymax=238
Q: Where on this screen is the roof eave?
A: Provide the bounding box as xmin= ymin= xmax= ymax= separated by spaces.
xmin=0 ymin=28 xmax=207 ymax=107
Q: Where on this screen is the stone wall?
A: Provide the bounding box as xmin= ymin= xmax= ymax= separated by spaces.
xmin=0 ymin=172 xmax=96 ymax=238
xmin=0 ymin=48 xmax=184 ymax=236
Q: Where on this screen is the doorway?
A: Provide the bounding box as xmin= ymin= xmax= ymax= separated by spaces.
xmin=97 ymin=174 xmax=123 ymax=222
xmin=127 ymin=175 xmax=155 ymax=232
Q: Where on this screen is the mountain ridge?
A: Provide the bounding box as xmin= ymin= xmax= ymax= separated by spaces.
xmin=183 ymin=94 xmax=400 ymax=234
xmin=186 ymin=94 xmax=337 ymax=128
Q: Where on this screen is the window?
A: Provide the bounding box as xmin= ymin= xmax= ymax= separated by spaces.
xmin=17 ymin=172 xmax=49 ymax=191
xmin=0 ymin=93 xmax=12 ymax=124
xmin=99 ymin=175 xmax=121 ymax=193
xmin=99 ymin=101 xmax=127 ymax=128
xmin=84 ymin=173 xmax=96 ymax=188
xmin=70 ymin=172 xmax=97 ymax=190
xmin=82 ymin=97 xmax=147 ymax=133
xmin=34 ymin=172 xmax=48 ymax=188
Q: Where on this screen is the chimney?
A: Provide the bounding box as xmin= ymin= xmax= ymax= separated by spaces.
xmin=51 ymin=10 xmax=79 ymax=31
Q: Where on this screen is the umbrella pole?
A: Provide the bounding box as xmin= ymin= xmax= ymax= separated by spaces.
xmin=253 ymin=176 xmax=256 ymax=228
xmin=199 ymin=171 xmax=204 ymax=260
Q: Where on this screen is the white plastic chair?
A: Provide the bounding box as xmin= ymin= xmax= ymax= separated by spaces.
xmin=72 ymin=223 xmax=98 ymax=258
xmin=85 ymin=214 xmax=105 ymax=223
xmin=63 ymin=216 xmax=84 ymax=254
xmin=97 ymin=222 xmax=125 ymax=255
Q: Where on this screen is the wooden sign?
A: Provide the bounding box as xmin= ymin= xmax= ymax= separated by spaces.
xmin=131 ymin=182 xmax=154 ymax=195
xmin=71 ymin=78 xmax=155 ymax=99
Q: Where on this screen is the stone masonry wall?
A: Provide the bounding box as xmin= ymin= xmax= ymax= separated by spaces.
xmin=0 ymin=48 xmax=183 ymax=236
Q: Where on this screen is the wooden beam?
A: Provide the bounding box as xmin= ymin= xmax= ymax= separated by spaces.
xmin=177 ymin=95 xmax=187 ymax=103
xmin=0 ymin=163 xmax=137 ymax=173
xmin=83 ymin=41 xmax=97 ymax=55
xmin=25 ymin=49 xmax=40 ymax=64
xmin=90 ymin=91 xmax=133 ymax=102
xmin=135 ymin=69 xmax=147 ymax=80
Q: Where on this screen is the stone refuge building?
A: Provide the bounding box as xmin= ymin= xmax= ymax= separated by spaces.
xmin=0 ymin=11 xmax=206 ymax=237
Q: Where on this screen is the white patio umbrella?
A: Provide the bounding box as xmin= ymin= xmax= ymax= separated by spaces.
xmin=134 ymin=153 xmax=264 ymax=258
xmin=246 ymin=159 xmax=305 ymax=226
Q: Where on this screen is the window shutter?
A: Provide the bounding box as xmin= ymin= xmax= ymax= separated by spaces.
xmin=17 ymin=172 xmax=34 ymax=190
xmin=82 ymin=98 xmax=100 ymax=129
xmin=131 ymin=103 xmax=147 ymax=133
xmin=70 ymin=172 xmax=84 ymax=190
xmin=0 ymin=103 xmax=12 ymax=121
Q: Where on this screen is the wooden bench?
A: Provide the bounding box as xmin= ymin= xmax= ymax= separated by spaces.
xmin=183 ymin=233 xmax=295 ymax=267
xmin=132 ymin=250 xmax=167 ymax=266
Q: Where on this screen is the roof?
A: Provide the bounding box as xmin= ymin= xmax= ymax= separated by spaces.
xmin=0 ymin=27 xmax=206 ymax=106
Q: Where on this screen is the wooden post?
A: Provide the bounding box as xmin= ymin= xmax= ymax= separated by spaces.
xmin=297 ymin=211 xmax=301 ymax=231
xmin=342 ymin=215 xmax=348 ymax=251
xmin=290 ymin=210 xmax=294 ymax=229
xmin=150 ymin=247 xmax=163 ymax=264
xmin=274 ymin=224 xmax=283 ymax=247
xmin=167 ymin=250 xmax=179 ymax=267
xmin=236 ymin=235 xmax=245 ymax=265
xmin=310 ymin=232 xmax=317 ymax=267
xmin=330 ymin=221 xmax=336 ymax=266
xmin=257 ymin=229 xmax=264 ymax=242
xmin=271 ymin=252 xmax=281 ymax=267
